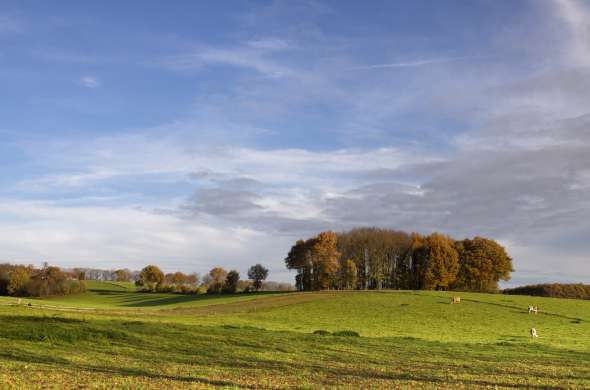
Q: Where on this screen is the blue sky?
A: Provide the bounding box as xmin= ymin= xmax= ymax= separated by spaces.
xmin=1 ymin=0 xmax=590 ymax=285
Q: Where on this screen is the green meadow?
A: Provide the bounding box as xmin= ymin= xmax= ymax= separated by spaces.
xmin=1 ymin=282 xmax=589 ymax=389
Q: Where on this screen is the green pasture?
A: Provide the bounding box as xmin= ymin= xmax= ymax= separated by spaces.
xmin=0 ymin=282 xmax=589 ymax=389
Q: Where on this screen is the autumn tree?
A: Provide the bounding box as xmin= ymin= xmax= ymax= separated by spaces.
xmin=402 ymin=233 xmax=427 ymax=290
xmin=0 ymin=263 xmax=84 ymax=297
xmin=115 ymin=269 xmax=132 ymax=282
xmin=73 ymin=268 xmax=86 ymax=280
xmin=284 ymin=228 xmax=514 ymax=292
xmin=453 ymin=237 xmax=513 ymax=292
xmin=7 ymin=266 xmax=32 ymax=296
xmin=338 ymin=228 xmax=411 ymax=290
xmin=340 ymin=259 xmax=357 ymax=289
xmin=164 ymin=271 xmax=188 ymax=286
xmin=138 ymin=265 xmax=164 ymax=291
xmin=29 ymin=265 xmax=63 ymax=297
xmin=186 ymin=273 xmax=199 ymax=285
xmin=422 ymin=233 xmax=460 ymax=290
xmin=26 ymin=265 xmax=85 ymax=297
xmin=247 ymin=264 xmax=269 ymax=291
xmin=207 ymin=267 xmax=228 ymax=294
xmin=285 ymin=239 xmax=312 ymax=291
xmin=223 ymin=270 xmax=240 ymax=293
xmin=311 ymin=231 xmax=340 ymax=290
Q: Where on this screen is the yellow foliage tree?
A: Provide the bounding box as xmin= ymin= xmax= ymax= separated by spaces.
xmin=423 ymin=233 xmax=460 ymax=291
xmin=311 ymin=231 xmax=340 ymax=290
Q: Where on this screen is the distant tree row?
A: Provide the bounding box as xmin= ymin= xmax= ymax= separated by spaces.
xmin=69 ymin=268 xmax=140 ymax=282
xmin=135 ymin=264 xmax=280 ymax=294
xmin=285 ymin=228 xmax=513 ymax=292
xmin=70 ymin=265 xmax=287 ymax=292
xmin=0 ymin=261 xmax=293 ymax=297
xmin=0 ymin=263 xmax=85 ymax=297
xmin=503 ymin=283 xmax=590 ymax=300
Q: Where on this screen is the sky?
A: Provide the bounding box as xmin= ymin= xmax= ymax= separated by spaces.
xmin=1 ymin=0 xmax=589 ymax=286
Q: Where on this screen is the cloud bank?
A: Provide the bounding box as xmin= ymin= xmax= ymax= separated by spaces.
xmin=2 ymin=0 xmax=590 ymax=285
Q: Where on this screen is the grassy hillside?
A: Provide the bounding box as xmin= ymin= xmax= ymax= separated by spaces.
xmin=36 ymin=280 xmax=279 ymax=310
xmin=0 ymin=283 xmax=589 ymax=389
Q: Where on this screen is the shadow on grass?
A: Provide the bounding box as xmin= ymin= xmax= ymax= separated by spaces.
xmin=414 ymin=292 xmax=589 ymax=324
xmin=86 ymin=290 xmax=286 ymax=307
xmin=0 ymin=349 xmax=70 ymax=365
xmin=460 ymin=296 xmax=589 ymax=323
xmin=0 ymin=315 xmax=138 ymax=344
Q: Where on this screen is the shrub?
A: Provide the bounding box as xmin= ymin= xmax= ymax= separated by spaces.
xmin=179 ymin=285 xmax=195 ymax=294
xmin=23 ymin=266 xmax=85 ymax=297
xmin=503 ymin=283 xmax=590 ymax=300
xmin=155 ymin=284 xmax=174 ymax=293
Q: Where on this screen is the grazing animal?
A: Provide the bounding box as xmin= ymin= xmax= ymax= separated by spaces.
xmin=530 ymin=328 xmax=538 ymax=338
xmin=451 ymin=296 xmax=461 ymax=304
xmin=528 ymin=305 xmax=538 ymax=314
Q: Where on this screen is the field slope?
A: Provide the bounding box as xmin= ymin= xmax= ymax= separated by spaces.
xmin=1 ymin=283 xmax=589 ymax=389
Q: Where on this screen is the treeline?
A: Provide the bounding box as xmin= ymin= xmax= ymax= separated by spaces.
xmin=503 ymin=283 xmax=590 ymax=300
xmin=135 ymin=263 xmax=292 ymax=294
xmin=0 ymin=263 xmax=85 ymax=297
xmin=0 ymin=262 xmax=291 ymax=297
xmin=69 ymin=268 xmax=140 ymax=282
xmin=72 ymin=266 xmax=292 ymax=292
xmin=285 ymin=228 xmax=513 ymax=292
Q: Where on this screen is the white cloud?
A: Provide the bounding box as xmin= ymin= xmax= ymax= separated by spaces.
xmin=78 ymin=75 xmax=100 ymax=88
xmin=160 ymin=41 xmax=295 ymax=79
xmin=245 ymin=38 xmax=291 ymax=51
xmin=554 ymin=0 xmax=590 ymax=66
xmin=7 ymin=116 xmax=590 ymax=281
xmin=0 ymin=199 xmax=292 ymax=278
xmin=350 ymin=56 xmax=484 ymax=70
xmin=17 ymin=131 xmax=428 ymax=192
xmin=5 ymin=0 xmax=590 ymax=286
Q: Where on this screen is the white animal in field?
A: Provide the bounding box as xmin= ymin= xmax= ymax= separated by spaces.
xmin=530 ymin=328 xmax=538 ymax=338
xmin=528 ymin=305 xmax=538 ymax=314
xmin=451 ymin=296 xmax=461 ymax=304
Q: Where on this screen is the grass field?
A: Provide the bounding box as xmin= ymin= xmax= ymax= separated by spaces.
xmin=1 ymin=283 xmax=589 ymax=389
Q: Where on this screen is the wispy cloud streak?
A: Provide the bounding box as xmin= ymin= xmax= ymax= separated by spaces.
xmin=351 ymin=56 xmax=485 ymax=70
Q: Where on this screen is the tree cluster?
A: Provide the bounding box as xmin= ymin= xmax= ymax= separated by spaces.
xmin=134 ymin=265 xmax=201 ymax=293
xmin=503 ymin=283 xmax=590 ymax=300
xmin=136 ymin=264 xmax=271 ymax=294
xmin=0 ymin=263 xmax=86 ymax=297
xmin=285 ymin=228 xmax=513 ymax=292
